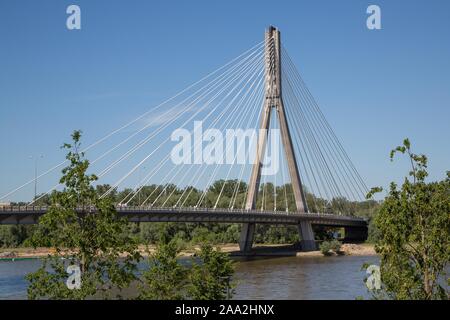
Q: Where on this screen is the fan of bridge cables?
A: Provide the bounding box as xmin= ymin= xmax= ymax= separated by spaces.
xmin=0 ymin=40 xmax=368 ymax=214
xmin=279 ymin=46 xmax=368 ymax=213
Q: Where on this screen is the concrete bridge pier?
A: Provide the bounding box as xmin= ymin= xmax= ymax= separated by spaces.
xmin=298 ymin=221 xmax=316 ymax=251
xmin=239 ymin=223 xmax=256 ymax=252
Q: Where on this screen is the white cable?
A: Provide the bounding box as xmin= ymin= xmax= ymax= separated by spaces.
xmin=136 ymin=58 xmax=265 ymax=207
xmin=158 ymin=58 xmax=265 ymax=207
xmin=32 ymin=60 xmax=254 ymax=207
xmin=90 ymin=45 xmax=264 ymax=175
xmin=101 ymin=51 xmax=265 ymax=198
xmin=159 ymin=75 xmax=261 ymax=208
xmin=273 ymin=112 xmax=277 ymax=212
xmin=212 ymin=75 xmax=265 ymax=208
xmin=97 ymin=49 xmax=265 ymax=180
xmin=195 ymin=65 xmax=265 ymax=208
xmin=128 ymin=61 xmax=256 ymax=206
xmin=0 ymin=41 xmax=264 ymax=202
xmin=179 ymin=69 xmax=263 ymax=208
xmin=179 ymin=67 xmax=266 ymax=207
xmin=280 ymin=143 xmax=289 ymax=213
xmin=121 ymin=52 xmax=265 ymax=204
xmin=229 ymin=85 xmax=265 ymax=209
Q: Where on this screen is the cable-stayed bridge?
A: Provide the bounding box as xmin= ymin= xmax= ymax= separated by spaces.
xmin=0 ymin=26 xmax=369 ymax=252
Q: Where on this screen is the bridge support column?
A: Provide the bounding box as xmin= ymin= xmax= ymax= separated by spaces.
xmin=239 ymin=223 xmax=255 ymax=252
xmin=298 ymin=221 xmax=316 ymax=251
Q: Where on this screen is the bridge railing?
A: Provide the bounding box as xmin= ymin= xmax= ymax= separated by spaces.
xmin=0 ymin=205 xmax=366 ymax=221
xmin=0 ymin=205 xmax=49 ymax=212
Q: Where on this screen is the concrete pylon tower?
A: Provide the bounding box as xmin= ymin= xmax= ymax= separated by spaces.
xmin=239 ymin=26 xmax=316 ymax=252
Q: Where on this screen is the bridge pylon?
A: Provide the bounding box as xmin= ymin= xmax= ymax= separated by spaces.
xmin=239 ymin=26 xmax=316 ymax=253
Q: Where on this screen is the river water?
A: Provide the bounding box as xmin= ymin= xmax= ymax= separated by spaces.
xmin=0 ymin=255 xmax=379 ymax=300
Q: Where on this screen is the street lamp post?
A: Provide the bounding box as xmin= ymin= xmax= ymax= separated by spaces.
xmin=29 ymin=154 xmax=44 ymax=201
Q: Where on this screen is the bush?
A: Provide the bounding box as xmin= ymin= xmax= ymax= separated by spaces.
xmin=319 ymin=241 xmax=333 ymax=256
xmin=188 ymin=244 xmax=235 ymax=299
xmin=139 ymin=240 xmax=188 ymax=299
xmin=319 ymin=240 xmax=343 ymax=256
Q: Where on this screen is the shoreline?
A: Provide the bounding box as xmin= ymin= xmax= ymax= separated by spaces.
xmin=0 ymin=243 xmax=377 ymax=260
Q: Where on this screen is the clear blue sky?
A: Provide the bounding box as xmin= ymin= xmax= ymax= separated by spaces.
xmin=1 ymin=0 xmax=449 ymax=202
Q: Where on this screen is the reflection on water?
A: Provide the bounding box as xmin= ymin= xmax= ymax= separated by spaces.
xmin=0 ymin=255 xmax=379 ymax=300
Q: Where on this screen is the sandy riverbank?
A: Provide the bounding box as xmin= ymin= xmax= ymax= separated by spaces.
xmin=0 ymin=244 xmax=240 ymax=259
xmin=292 ymin=243 xmax=377 ymax=257
xmin=0 ymin=243 xmax=377 ymax=259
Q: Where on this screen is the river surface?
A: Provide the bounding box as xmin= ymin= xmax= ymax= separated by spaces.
xmin=0 ymin=255 xmax=379 ymax=300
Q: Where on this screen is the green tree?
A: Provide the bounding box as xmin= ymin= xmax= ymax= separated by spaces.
xmin=139 ymin=240 xmax=188 ymax=300
xmin=188 ymin=244 xmax=234 ymax=300
xmin=138 ymin=241 xmax=235 ymax=300
xmin=26 ymin=130 xmax=141 ymax=299
xmin=366 ymin=139 xmax=449 ymax=300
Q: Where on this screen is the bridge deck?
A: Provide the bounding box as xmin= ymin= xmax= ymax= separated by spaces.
xmin=0 ymin=206 xmax=367 ymax=228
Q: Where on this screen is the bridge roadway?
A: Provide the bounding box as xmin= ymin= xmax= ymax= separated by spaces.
xmin=0 ymin=205 xmax=367 ymax=228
